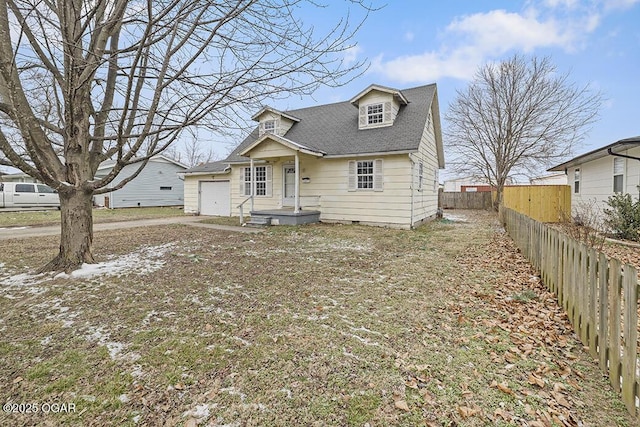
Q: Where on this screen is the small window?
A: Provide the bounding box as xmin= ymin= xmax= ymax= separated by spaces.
xmin=160 ymin=186 xmax=172 ymax=191
xmin=418 ymin=162 xmax=424 ymax=190
xmin=15 ymin=183 xmax=35 ymax=193
xmin=263 ymin=120 xmax=276 ymax=134
xmin=613 ymin=158 xmax=624 ymax=193
xmin=367 ymin=104 xmax=383 ymax=125
xmin=573 ymin=169 xmax=580 ymax=194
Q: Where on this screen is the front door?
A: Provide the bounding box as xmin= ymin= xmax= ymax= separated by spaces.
xmin=283 ymin=165 xmax=295 ymax=207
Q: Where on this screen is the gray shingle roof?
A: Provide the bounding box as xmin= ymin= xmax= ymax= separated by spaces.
xmin=224 ymin=83 xmax=438 ymax=163
xmin=183 ymin=160 xmax=230 ymax=174
xmin=548 ymin=136 xmax=640 ymax=171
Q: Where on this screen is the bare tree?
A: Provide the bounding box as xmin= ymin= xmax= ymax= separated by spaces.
xmin=445 ymin=54 xmax=602 ymax=209
xmin=0 ymin=0 xmax=371 ymax=271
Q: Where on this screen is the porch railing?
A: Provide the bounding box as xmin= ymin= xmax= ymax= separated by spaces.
xmin=237 ymin=196 xmax=253 ymax=225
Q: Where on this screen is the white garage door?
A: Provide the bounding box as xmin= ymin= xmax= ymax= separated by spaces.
xmin=200 ymin=181 xmax=231 ymax=216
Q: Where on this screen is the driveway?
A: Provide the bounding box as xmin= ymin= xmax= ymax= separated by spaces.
xmin=0 ymin=216 xmax=261 ymax=240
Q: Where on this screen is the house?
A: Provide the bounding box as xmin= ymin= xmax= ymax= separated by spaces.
xmin=183 ymin=83 xmax=445 ymax=228
xmin=443 ymin=176 xmax=489 ymax=192
xmin=0 ymin=171 xmax=38 ymax=183
xmin=93 ymin=155 xmax=188 ymax=208
xmin=548 ymin=136 xmax=640 ymax=213
xmin=529 ymin=173 xmax=568 ymax=186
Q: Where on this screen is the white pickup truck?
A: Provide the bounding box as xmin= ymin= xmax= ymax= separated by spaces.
xmin=0 ymin=182 xmax=60 ymax=209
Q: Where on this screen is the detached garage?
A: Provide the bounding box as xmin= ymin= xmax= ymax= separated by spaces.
xmin=182 ymin=161 xmax=231 ymax=216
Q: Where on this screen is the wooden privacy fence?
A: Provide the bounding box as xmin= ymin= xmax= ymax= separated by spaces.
xmin=502 ymin=207 xmax=639 ymax=415
xmin=439 ymin=190 xmax=493 ymax=210
xmin=503 ymin=185 xmax=571 ymax=223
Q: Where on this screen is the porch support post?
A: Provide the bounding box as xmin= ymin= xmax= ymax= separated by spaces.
xmin=250 ymin=157 xmax=255 ymax=212
xmin=294 ymin=152 xmax=300 ymax=213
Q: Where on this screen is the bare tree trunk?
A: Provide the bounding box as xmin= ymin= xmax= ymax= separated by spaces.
xmin=40 ymin=189 xmax=95 ymax=272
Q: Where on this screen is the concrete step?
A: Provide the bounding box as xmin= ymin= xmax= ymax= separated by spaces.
xmin=246 ymin=216 xmax=272 ymax=227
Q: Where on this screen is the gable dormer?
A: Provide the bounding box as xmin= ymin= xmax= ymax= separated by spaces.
xmin=251 ymin=107 xmax=300 ymax=137
xmin=349 ymin=84 xmax=409 ymax=130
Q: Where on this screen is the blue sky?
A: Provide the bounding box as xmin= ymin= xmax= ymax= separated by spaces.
xmin=265 ymin=0 xmax=639 ymax=179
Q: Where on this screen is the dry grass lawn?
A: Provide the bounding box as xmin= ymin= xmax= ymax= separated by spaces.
xmin=0 ymin=211 xmax=635 ymax=426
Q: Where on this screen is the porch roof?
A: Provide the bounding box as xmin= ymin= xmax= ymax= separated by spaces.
xmin=238 ymin=133 xmax=326 ymax=158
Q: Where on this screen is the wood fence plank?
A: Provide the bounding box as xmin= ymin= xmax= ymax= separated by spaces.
xmin=599 ymin=253 xmax=610 ymax=374
xmin=621 ymin=265 xmax=638 ymax=414
xmin=609 ymin=258 xmax=622 ymax=393
xmin=588 ymin=248 xmax=598 ymax=359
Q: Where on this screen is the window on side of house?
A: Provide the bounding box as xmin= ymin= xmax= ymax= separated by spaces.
xmin=573 ymin=168 xmax=580 ymax=194
xmin=348 ymin=159 xmax=383 ymax=191
xmin=160 ymin=186 xmax=172 ymax=191
xmin=241 ymin=165 xmax=272 ymax=197
xmin=613 ymin=157 xmax=624 ymax=193
xmin=418 ymin=162 xmax=424 ymax=190
xmin=367 ymin=103 xmax=383 ymax=125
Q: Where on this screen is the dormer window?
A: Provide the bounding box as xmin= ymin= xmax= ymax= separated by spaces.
xmin=263 ymin=119 xmax=276 ymax=134
xmin=367 ymin=103 xmax=384 ymax=125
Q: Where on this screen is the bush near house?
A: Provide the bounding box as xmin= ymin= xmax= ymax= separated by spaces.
xmin=603 ymin=193 xmax=640 ymax=241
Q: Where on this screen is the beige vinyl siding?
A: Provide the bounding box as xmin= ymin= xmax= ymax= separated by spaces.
xmin=246 ymin=140 xmax=298 ymax=158
xmin=183 ymin=175 xmax=199 ymax=214
xmin=302 ymin=154 xmax=413 ymax=227
xmin=410 ymin=105 xmax=440 ymax=226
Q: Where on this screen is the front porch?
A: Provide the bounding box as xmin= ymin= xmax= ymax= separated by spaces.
xmin=248 ymin=208 xmax=320 ymax=226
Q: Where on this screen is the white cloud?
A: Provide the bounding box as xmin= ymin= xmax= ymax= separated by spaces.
xmin=343 ymin=45 xmax=362 ymax=66
xmin=601 ymin=0 xmax=640 ymax=10
xmin=372 ymin=6 xmax=606 ymax=83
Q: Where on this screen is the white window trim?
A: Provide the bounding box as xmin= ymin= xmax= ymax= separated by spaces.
xmin=573 ymin=168 xmax=580 ymax=194
xmin=348 ymin=159 xmax=383 ymax=192
xmin=613 ymin=157 xmax=624 ymax=193
xmin=418 ymin=162 xmax=424 ymax=191
xmin=259 ymin=119 xmax=278 ymax=136
xmin=240 ymin=165 xmax=272 ymax=197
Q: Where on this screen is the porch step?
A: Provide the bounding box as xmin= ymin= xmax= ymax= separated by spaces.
xmin=246 ymin=216 xmax=272 ymax=227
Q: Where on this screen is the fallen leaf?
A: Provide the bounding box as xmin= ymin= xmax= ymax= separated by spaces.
xmin=497 ymin=382 xmax=514 ymax=395
xmin=394 ymin=400 xmax=410 ymax=411
xmin=12 ymin=376 xmax=23 ymax=384
xmin=528 ymin=372 xmax=545 ymax=388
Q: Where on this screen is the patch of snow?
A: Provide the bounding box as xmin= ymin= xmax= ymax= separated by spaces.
xmin=40 ymin=335 xmax=52 ymax=345
xmin=85 ymin=326 xmax=135 ymax=361
xmin=219 ymin=387 xmax=246 ymax=402
xmin=443 ymin=213 xmax=468 ymax=222
xmin=119 ymin=394 xmax=130 ymax=403
xmin=232 ymin=336 xmax=252 ymax=346
xmin=183 ymin=404 xmax=212 ymax=420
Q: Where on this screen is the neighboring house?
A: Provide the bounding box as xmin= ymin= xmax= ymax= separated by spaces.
xmin=94 ymin=155 xmax=188 ymax=208
xmin=0 ymin=172 xmax=38 ymax=183
xmin=529 ymin=173 xmax=568 ymax=186
xmin=183 ymin=83 xmax=445 ymax=228
xmin=443 ymin=176 xmax=516 ymax=192
xmin=548 ymin=136 xmax=640 ymax=213
xmin=443 ymin=176 xmax=489 ymax=192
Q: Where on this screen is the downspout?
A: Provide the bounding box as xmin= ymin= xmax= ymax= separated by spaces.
xmin=409 ymin=154 xmax=415 ymax=228
xmin=294 ymin=152 xmax=300 ymax=214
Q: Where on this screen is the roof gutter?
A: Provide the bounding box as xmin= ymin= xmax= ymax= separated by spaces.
xmin=607 ymin=147 xmax=640 ymax=161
